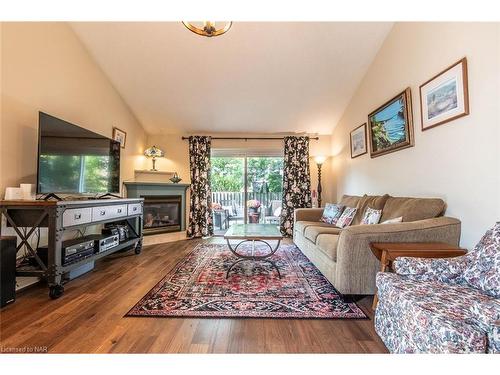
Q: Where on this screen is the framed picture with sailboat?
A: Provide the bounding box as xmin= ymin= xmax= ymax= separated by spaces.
xmin=367 ymin=88 xmax=414 ymax=158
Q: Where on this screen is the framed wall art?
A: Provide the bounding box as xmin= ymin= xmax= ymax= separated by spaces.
xmin=367 ymin=88 xmax=414 ymax=158
xmin=419 ymin=57 xmax=469 ymax=131
xmin=113 ymin=127 xmax=127 ymax=148
xmin=350 ymin=123 xmax=367 ymax=158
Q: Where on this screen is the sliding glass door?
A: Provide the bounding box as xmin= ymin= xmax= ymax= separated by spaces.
xmin=211 ymin=156 xmax=245 ymax=235
xmin=211 ymin=153 xmax=283 ymax=235
xmin=246 ymin=157 xmax=283 ymax=225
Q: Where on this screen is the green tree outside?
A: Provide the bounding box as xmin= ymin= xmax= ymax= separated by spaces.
xmin=247 ymin=157 xmax=283 ymax=193
xmin=211 ymin=157 xmax=244 ymax=192
xmin=211 ymin=156 xmax=283 ymax=193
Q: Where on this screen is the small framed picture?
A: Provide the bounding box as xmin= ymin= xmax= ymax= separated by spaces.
xmin=368 ymin=88 xmax=414 ymax=158
xmin=419 ymin=57 xmax=469 ymax=131
xmin=350 ymin=123 xmax=367 ymax=158
xmin=112 ymin=127 xmax=127 ymax=148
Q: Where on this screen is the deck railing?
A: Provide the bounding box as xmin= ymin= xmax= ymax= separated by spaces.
xmin=212 ymin=191 xmax=282 ymax=213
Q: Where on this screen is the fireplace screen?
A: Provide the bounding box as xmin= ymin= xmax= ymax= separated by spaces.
xmin=142 ymin=195 xmax=181 ymax=235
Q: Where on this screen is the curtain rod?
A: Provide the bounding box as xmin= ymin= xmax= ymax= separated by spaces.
xmin=181 ymin=136 xmax=320 ymax=141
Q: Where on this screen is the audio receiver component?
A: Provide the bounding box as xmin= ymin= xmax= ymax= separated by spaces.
xmin=61 ymin=237 xmax=96 ymax=265
xmin=103 ymin=224 xmax=130 ymax=242
xmin=85 ymin=234 xmax=120 ymax=253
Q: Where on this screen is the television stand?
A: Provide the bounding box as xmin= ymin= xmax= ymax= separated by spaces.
xmin=96 ymin=192 xmax=122 ymax=199
xmin=0 ymin=198 xmax=144 ymax=299
xmin=37 ymin=193 xmax=63 ymax=201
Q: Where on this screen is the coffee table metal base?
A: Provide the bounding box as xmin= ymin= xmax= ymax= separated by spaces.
xmin=226 ymin=239 xmax=282 ymax=279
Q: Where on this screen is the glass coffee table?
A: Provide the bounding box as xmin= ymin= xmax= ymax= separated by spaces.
xmin=223 ymin=224 xmax=283 ymax=278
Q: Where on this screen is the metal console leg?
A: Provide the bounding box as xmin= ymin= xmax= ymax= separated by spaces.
xmin=48 ymin=207 xmax=64 ymax=299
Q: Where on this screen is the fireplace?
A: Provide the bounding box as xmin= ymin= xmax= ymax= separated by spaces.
xmin=141 ymin=195 xmax=182 ymax=235
xmin=124 ymin=181 xmax=189 ymax=235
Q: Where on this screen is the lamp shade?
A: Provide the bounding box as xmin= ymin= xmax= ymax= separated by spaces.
xmin=144 ymin=145 xmax=164 ymax=158
xmin=314 ymin=156 xmax=327 ymax=165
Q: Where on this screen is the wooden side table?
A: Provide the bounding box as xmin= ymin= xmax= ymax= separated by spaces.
xmin=370 ymin=242 xmax=467 ymax=310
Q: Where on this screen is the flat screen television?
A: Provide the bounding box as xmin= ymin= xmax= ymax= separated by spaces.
xmin=37 ymin=112 xmax=120 ymax=195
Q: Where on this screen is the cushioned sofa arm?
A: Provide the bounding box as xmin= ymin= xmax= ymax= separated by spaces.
xmin=341 ymin=217 xmax=461 ymax=235
xmin=294 ymin=208 xmax=324 ymax=222
xmin=333 ymin=217 xmax=461 ymax=294
xmin=393 ymin=256 xmax=467 ymax=282
xmin=393 ymin=257 xmax=435 ymax=275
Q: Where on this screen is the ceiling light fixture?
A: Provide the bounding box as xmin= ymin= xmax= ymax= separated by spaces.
xmin=182 ymin=21 xmax=232 ymax=37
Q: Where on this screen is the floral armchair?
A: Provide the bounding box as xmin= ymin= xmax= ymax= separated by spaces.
xmin=375 ymin=222 xmax=500 ymax=353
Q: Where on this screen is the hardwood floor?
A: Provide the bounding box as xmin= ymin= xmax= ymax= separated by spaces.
xmin=0 ymin=238 xmax=388 ymax=353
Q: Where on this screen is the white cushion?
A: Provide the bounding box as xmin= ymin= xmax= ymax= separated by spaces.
xmin=381 ymin=216 xmax=403 ymax=224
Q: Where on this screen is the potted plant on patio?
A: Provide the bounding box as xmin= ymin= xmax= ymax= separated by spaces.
xmin=247 ymin=199 xmax=261 ymax=223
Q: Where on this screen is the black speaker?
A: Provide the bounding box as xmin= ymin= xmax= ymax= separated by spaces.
xmin=1 ymin=236 xmax=16 ymax=307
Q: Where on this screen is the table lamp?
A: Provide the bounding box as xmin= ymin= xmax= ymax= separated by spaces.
xmin=144 ymin=145 xmax=164 ymax=171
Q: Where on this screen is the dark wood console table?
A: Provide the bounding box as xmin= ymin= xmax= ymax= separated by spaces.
xmin=0 ymin=198 xmax=144 ymax=299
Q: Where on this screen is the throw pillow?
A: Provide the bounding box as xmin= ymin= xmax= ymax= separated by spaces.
xmin=352 ymin=194 xmax=390 ymax=225
xmin=380 ymin=216 xmax=403 ymax=224
xmin=463 ymin=222 xmax=500 ymax=298
xmin=320 ymin=203 xmax=345 ymax=225
xmin=361 ymin=207 xmax=382 ymax=225
xmin=273 ymin=207 xmax=282 ymax=217
xmin=336 ymin=207 xmax=357 ymax=228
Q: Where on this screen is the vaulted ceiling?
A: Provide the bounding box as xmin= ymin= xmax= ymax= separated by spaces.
xmin=71 ymin=22 xmax=393 ymax=135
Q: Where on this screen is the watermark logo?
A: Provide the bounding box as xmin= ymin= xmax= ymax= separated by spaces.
xmin=0 ymin=346 xmax=48 ymax=353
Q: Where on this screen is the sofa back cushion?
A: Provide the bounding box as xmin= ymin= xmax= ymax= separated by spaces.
xmin=339 ymin=194 xmax=362 ymax=208
xmin=352 ymin=194 xmax=390 ymax=225
xmin=463 ymin=222 xmax=500 ymax=298
xmin=380 ymin=197 xmax=446 ymax=223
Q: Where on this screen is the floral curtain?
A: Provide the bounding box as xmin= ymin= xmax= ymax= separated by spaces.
xmin=280 ymin=136 xmax=312 ymax=237
xmin=187 ymin=136 xmax=213 ymax=238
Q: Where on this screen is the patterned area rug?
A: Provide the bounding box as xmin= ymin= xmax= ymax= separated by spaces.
xmin=126 ymin=243 xmax=367 ymax=319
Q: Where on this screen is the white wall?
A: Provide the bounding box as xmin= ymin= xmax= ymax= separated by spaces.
xmin=1 ymin=22 xmax=147 ymax=196
xmin=331 ymin=22 xmax=500 ymax=248
xmin=0 ymin=22 xmax=148 ymax=254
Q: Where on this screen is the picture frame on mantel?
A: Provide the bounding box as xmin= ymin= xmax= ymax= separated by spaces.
xmin=367 ymin=87 xmax=414 ymax=158
xmin=419 ymin=57 xmax=469 ymax=131
xmin=113 ymin=127 xmax=127 ymax=148
xmin=350 ymin=123 xmax=367 ymax=158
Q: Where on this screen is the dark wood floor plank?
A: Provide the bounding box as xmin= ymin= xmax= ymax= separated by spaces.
xmin=0 ymin=238 xmax=388 ymax=353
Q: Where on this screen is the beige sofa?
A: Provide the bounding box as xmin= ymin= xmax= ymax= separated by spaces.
xmin=293 ymin=194 xmax=461 ymax=295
